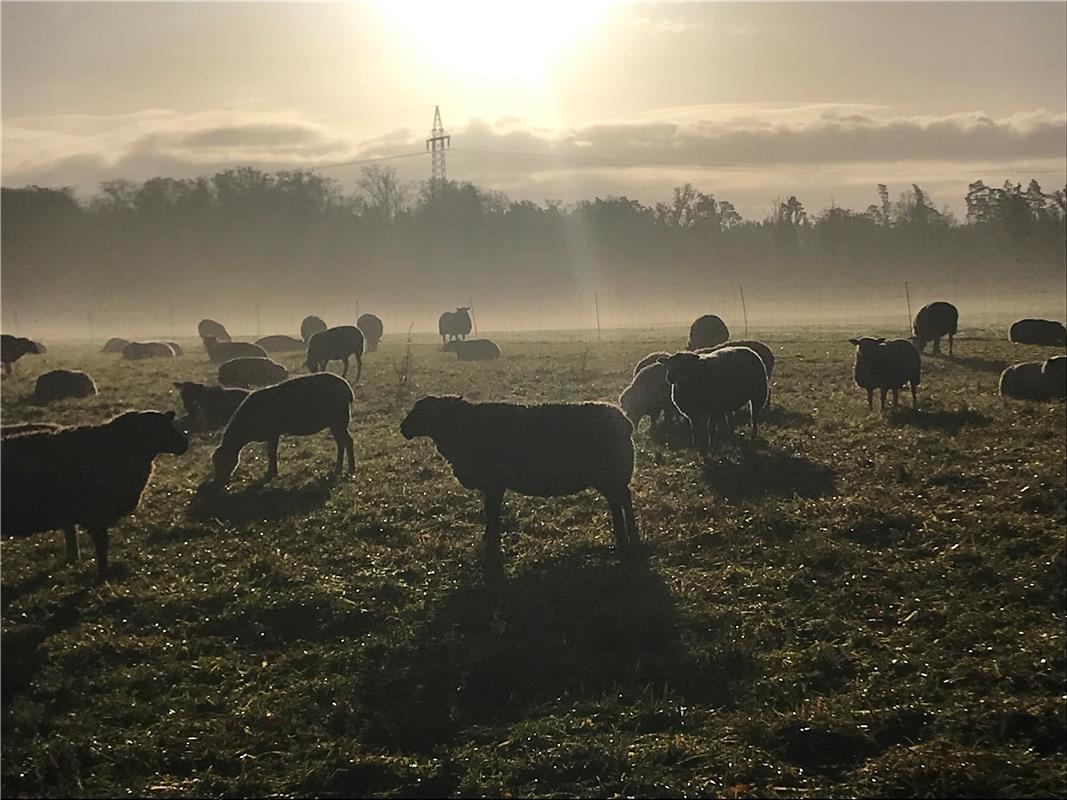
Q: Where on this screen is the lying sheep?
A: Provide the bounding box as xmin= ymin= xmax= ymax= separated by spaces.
xmin=400 ymin=395 xmax=638 ymax=555
xmin=202 ymin=336 xmax=268 ymax=364
xmin=34 ymin=370 xmax=97 ymax=404
xmin=1 ymin=411 xmax=189 ymax=579
xmin=211 ymin=373 xmax=355 ymax=486
xmin=696 ymin=339 xmax=776 ymax=407
xmin=173 ymin=381 xmax=249 ymax=432
xmin=849 ymin=337 xmax=921 ymax=411
xmin=1 ymin=334 xmax=43 ymax=374
xmin=122 ymin=341 xmax=176 ymax=360
xmin=218 ymin=357 xmax=290 ymax=388
xmin=166 ymin=341 xmax=185 ymax=356
xmin=619 ymin=361 xmax=679 ymax=431
xmin=255 ymin=334 xmax=306 ymax=353
xmin=301 ymin=315 xmax=327 ymax=342
xmin=687 ymin=314 xmax=730 ymax=350
xmin=999 ymin=361 xmax=1052 ymax=401
xmin=912 ymin=301 xmax=959 ymax=355
xmin=198 ymin=318 xmax=231 ymax=342
xmin=357 ymin=313 xmax=384 ymax=352
xmin=442 ymin=339 xmax=500 ymax=361
xmin=665 ymin=347 xmax=768 ymax=453
xmin=633 ymin=351 xmax=671 ymax=376
xmin=306 ymin=325 xmax=364 ymax=380
xmin=102 ymin=337 xmax=130 ymax=353
xmin=1009 ymin=318 xmax=1067 ymax=347
xmin=1043 ymin=355 xmax=1066 ymax=399
xmin=439 ymin=308 xmax=472 ymax=344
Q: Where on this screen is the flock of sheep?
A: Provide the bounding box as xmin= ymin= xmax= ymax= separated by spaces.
xmin=1 ymin=303 xmax=1065 ymax=582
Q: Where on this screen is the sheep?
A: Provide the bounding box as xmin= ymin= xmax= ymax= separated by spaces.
xmin=999 ymin=361 xmax=1053 ymax=401
xmin=301 ymin=315 xmax=328 ymax=342
xmin=102 ymin=337 xmax=130 ymax=353
xmin=173 ymin=381 xmax=249 ymax=432
xmin=438 ymin=307 xmax=472 ymax=344
xmin=211 ymin=373 xmax=355 ymax=486
xmin=122 ymin=340 xmax=176 ymax=360
xmin=1043 ymin=355 xmax=1066 ymax=400
xmin=1 ymin=334 xmax=43 ymax=374
xmin=849 ymin=337 xmax=921 ymax=411
xmin=619 ymin=361 xmax=679 ymax=431
xmin=696 ymin=339 xmax=776 ymax=407
xmin=255 ymin=334 xmax=306 ymax=353
xmin=202 ymin=336 xmax=268 ymax=364
xmin=218 ymin=356 xmax=290 ymax=388
xmin=1009 ymin=319 xmax=1067 ymax=347
xmin=34 ymin=370 xmax=97 ymax=404
xmin=442 ymin=339 xmax=501 ymax=361
xmin=400 ymin=395 xmax=638 ymax=555
xmin=357 ymin=313 xmax=384 ymax=352
xmin=198 ymin=318 xmax=231 ymax=342
xmin=664 ymin=347 xmax=768 ymax=454
xmin=633 ymin=351 xmax=671 ymax=376
xmin=687 ymin=314 xmax=730 ymax=350
xmin=1 ymin=411 xmax=189 ymax=579
xmin=912 ymin=301 xmax=959 ymax=355
xmin=305 ymin=325 xmax=364 ymax=380
xmin=165 ymin=341 xmax=184 ymax=356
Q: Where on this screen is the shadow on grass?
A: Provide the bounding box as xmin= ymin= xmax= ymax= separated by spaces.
xmin=355 ymin=552 xmax=753 ymax=751
xmin=1 ymin=588 xmax=89 ymax=705
xmin=888 ymin=407 xmax=988 ymax=434
xmin=701 ymin=445 xmax=837 ymax=499
xmin=187 ymin=481 xmax=333 ymax=524
xmin=951 ymin=355 xmax=1009 ymax=374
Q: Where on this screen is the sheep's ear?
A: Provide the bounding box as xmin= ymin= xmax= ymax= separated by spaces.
xmin=876 ymin=337 xmax=886 ymax=343
xmin=165 ymin=410 xmax=176 ymax=420
xmin=848 ymin=338 xmax=861 ymax=345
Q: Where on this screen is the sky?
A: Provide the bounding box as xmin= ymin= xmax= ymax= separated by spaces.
xmin=2 ymin=1 xmax=1065 ymax=218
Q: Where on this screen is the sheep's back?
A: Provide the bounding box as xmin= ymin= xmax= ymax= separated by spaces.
xmin=229 ymin=374 xmax=354 ymax=440
xmin=672 ymin=347 xmax=767 ymax=417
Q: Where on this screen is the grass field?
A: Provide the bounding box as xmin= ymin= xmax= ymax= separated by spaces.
xmin=2 ymin=329 xmax=1065 ymax=798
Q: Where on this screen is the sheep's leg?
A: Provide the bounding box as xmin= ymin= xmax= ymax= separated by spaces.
xmin=88 ymin=528 xmax=109 ymax=581
xmin=354 ymin=353 xmax=362 ymax=383
xmin=949 ymin=334 xmax=954 ymax=356
xmin=911 ymin=382 xmax=918 ymax=408
xmin=892 ymin=387 xmax=900 ymax=407
xmin=879 ymin=388 xmax=888 ymax=411
xmin=331 ymin=425 xmax=354 ymax=474
xmin=750 ymin=399 xmax=759 ymax=438
xmin=623 ymin=488 xmax=639 ymax=544
xmin=265 ymin=437 xmax=279 ymax=480
xmin=866 ymin=389 xmax=874 ymax=411
xmin=606 ymin=491 xmax=628 ymax=548
xmin=2 ymin=362 xmax=10 ymax=376
xmin=341 ymin=356 xmax=349 ymax=378
xmin=482 ymin=489 xmax=504 ymax=554
xmin=63 ymin=527 xmax=79 ymax=564
xmin=933 ymin=337 xmax=941 ymax=355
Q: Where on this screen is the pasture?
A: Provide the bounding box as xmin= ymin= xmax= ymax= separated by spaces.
xmin=1 ymin=329 xmax=1064 ymax=798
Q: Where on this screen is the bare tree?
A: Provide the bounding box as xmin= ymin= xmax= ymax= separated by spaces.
xmin=357 ymin=165 xmax=410 ymax=223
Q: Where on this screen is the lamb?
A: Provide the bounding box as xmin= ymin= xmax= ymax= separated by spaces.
xmin=633 ymin=351 xmax=671 ymax=376
xmin=122 ymin=341 xmax=176 ymax=360
xmin=357 ymin=313 xmax=384 ymax=352
xmin=400 ymin=395 xmax=638 ymax=556
xmin=305 ymin=325 xmax=364 ymax=380
xmin=696 ymin=339 xmax=776 ymax=407
xmin=211 ymin=373 xmax=355 ymax=486
xmin=301 ymin=315 xmax=328 ymax=342
xmin=912 ymin=301 xmax=959 ymax=355
xmin=1 ymin=411 xmax=189 ymax=579
xmin=849 ymin=336 xmax=921 ymax=411
xmin=102 ymin=337 xmax=130 ymax=353
xmin=255 ymin=334 xmax=307 ymax=353
xmin=442 ymin=339 xmax=501 ymax=361
xmin=218 ymin=356 xmax=290 ymax=388
xmin=1009 ymin=319 xmax=1067 ymax=347
xmin=619 ymin=361 xmax=679 ymax=431
xmin=202 ymin=336 xmax=268 ymax=364
xmin=165 ymin=341 xmax=185 ymax=356
xmin=687 ymin=314 xmax=730 ymax=350
xmin=664 ymin=347 xmax=768 ymax=453
xmin=34 ymin=369 xmax=97 ymax=404
xmin=173 ymin=381 xmax=249 ymax=432
xmin=198 ymin=318 xmax=231 ymax=342
xmin=1043 ymin=355 xmax=1066 ymax=399
xmin=999 ymin=361 xmax=1053 ymax=401
xmin=438 ymin=307 xmax=472 ymax=344
xmin=2 ymin=334 xmax=44 ymax=374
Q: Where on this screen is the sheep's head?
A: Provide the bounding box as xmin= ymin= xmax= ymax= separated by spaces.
xmin=401 ymin=395 xmax=464 ymax=440
xmin=442 ymin=340 xmax=459 ymax=353
xmin=111 ymin=410 xmax=190 ymax=456
xmin=848 ymin=337 xmax=885 ymax=357
xmin=211 ymin=445 xmax=239 ymax=485
xmin=663 ymin=351 xmax=702 ymax=384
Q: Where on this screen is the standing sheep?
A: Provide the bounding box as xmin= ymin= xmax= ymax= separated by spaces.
xmin=664 ymin=347 xmax=768 ymax=453
xmin=1009 ymin=319 xmax=1067 ymax=347
xmin=202 ymin=336 xmax=268 ymax=364
xmin=1 ymin=411 xmax=189 ymax=579
xmin=438 ymin=308 xmax=473 ymax=344
xmin=198 ymin=319 xmax=231 ymax=342
xmin=400 ymin=396 xmax=639 ymax=556
xmin=357 ymin=313 xmax=384 ymax=352
xmin=619 ymin=361 xmax=679 ymax=431
xmin=912 ymin=301 xmax=959 ymax=355
xmin=849 ymin=337 xmax=921 ymax=411
xmin=305 ymin=325 xmax=364 ymax=380
xmin=1043 ymin=355 xmax=1066 ymax=400
xmin=255 ymin=334 xmax=306 ymax=353
xmin=122 ymin=341 xmax=176 ymax=360
xmin=2 ymin=334 xmax=44 ymax=374
xmin=211 ymin=373 xmax=355 ymax=486
xmin=633 ymin=351 xmax=672 ymax=376
xmin=34 ymin=370 xmax=98 ymax=404
xmin=102 ymin=337 xmax=130 ymax=353
xmin=696 ymin=339 xmax=776 ymax=407
xmin=301 ymin=315 xmax=328 ymax=342
xmin=687 ymin=315 xmax=730 ymax=350
xmin=173 ymin=381 xmax=249 ymax=432
xmin=218 ymin=357 xmax=290 ymax=388
xmin=442 ymin=339 xmax=500 ymax=361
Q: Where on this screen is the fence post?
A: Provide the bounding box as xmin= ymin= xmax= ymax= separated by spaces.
xmin=739 ymin=285 xmax=749 ymax=338
xmin=255 ymin=304 xmax=261 ymax=337
xmin=87 ymin=309 xmax=95 ymax=346
xmin=168 ymin=302 xmax=175 ymax=340
xmin=904 ymin=281 xmax=913 ymax=334
xmin=594 ymin=292 xmax=602 ymax=341
xmin=469 ymin=296 xmax=478 ymax=336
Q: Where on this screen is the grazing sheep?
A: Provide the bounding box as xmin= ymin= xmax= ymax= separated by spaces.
xmin=999 ymin=361 xmax=1053 ymax=401
xmin=633 ymin=351 xmax=672 ymax=377
xmin=438 ymin=307 xmax=472 ymax=344
xmin=687 ymin=314 xmax=730 ymax=350
xmin=665 ymin=347 xmax=769 ymax=453
xmin=122 ymin=341 xmax=176 ymax=360
xmin=849 ymin=337 xmax=921 ymax=411
xmin=202 ymin=336 xmax=268 ymax=364
xmin=1 ymin=411 xmax=189 ymax=579
xmin=218 ymin=357 xmax=290 ymax=388
xmin=255 ymin=334 xmax=306 ymax=353
xmin=211 ymin=373 xmax=355 ymax=486
xmin=102 ymin=337 xmax=130 ymax=353
xmin=400 ymin=395 xmax=638 ymax=555
xmin=912 ymin=301 xmax=959 ymax=355
xmin=357 ymin=313 xmax=384 ymax=352
xmin=442 ymin=339 xmax=501 ymax=361
xmin=1043 ymin=355 xmax=1067 ymax=399
xmin=1 ymin=334 xmax=43 ymax=374
xmin=696 ymin=339 xmax=776 ymax=407
xmin=301 ymin=315 xmax=327 ymax=342
xmin=34 ymin=370 xmax=97 ymax=404
xmin=1009 ymin=319 xmax=1067 ymax=347
xmin=619 ymin=361 xmax=679 ymax=431
xmin=198 ymin=318 xmax=231 ymax=342
xmin=32 ymin=340 xmax=48 ymax=353
xmin=306 ymin=325 xmax=364 ymax=380
xmin=173 ymin=381 xmax=249 ymax=432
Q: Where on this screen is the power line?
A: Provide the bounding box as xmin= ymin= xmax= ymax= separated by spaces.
xmin=314 ymin=151 xmax=426 ymax=171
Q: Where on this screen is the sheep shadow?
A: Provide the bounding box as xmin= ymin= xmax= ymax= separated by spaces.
xmin=888 ymin=407 xmax=988 ymax=435
xmin=355 ymin=553 xmax=748 ymax=752
xmin=1 ymin=588 xmax=88 ymax=705
xmin=760 ymin=405 xmax=813 ymax=428
xmin=700 ymin=445 xmax=837 ymax=499
xmin=188 ymin=481 xmax=333 ymax=524
xmin=952 ymin=355 xmax=1009 ymax=374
